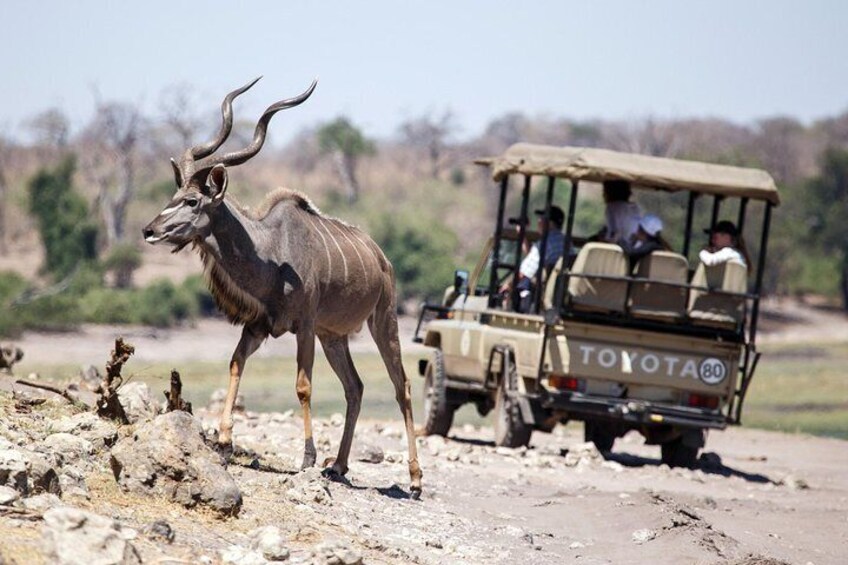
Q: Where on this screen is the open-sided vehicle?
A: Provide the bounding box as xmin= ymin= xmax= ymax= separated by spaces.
xmin=414 ymin=144 xmax=779 ymax=467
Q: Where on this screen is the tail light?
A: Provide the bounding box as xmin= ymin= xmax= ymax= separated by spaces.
xmin=548 ymin=374 xmax=581 ymax=391
xmin=687 ymin=393 xmax=719 ymax=410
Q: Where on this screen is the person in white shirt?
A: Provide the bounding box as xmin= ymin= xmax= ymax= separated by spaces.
xmin=596 ymin=180 xmax=642 ymax=244
xmin=699 ymin=221 xmax=749 ymax=268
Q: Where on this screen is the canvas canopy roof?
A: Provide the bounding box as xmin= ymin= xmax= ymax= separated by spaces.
xmin=477 ymin=143 xmax=780 ymax=205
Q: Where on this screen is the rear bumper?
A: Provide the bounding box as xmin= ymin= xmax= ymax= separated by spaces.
xmin=537 ymin=390 xmax=728 ymax=430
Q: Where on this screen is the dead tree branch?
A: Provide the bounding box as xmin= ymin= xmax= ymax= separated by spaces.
xmin=15 ymin=378 xmax=89 ymax=410
xmin=164 ymin=369 xmax=192 ymax=414
xmin=95 ymin=337 xmax=135 ymax=423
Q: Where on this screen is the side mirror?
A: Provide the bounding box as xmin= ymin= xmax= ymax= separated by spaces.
xmin=453 ymin=269 xmax=469 ymax=294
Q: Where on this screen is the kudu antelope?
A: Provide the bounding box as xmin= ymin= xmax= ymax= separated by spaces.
xmin=142 ymin=78 xmax=422 ymax=497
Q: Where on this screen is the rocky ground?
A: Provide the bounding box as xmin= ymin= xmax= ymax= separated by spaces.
xmin=0 ymin=375 xmax=846 ymax=565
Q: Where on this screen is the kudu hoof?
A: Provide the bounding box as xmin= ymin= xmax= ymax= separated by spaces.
xmin=215 ymin=441 xmax=234 ymax=462
xmin=409 ymin=486 xmax=422 ymax=500
xmin=320 ymin=466 xmax=349 ymax=484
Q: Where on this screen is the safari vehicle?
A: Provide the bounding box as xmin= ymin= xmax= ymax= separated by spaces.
xmin=414 ymin=144 xmax=778 ymax=467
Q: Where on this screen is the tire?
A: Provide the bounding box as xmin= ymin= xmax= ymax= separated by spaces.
xmin=494 ymin=355 xmax=532 ymax=448
xmin=422 ymin=350 xmax=456 ymax=436
xmin=660 ymin=435 xmax=700 ymax=468
xmin=584 ymin=420 xmax=616 ymax=453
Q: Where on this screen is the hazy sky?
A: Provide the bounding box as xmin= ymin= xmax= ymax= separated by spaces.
xmin=1 ymin=1 xmax=846 ymax=142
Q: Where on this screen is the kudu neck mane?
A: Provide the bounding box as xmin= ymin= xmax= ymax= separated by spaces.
xmin=194 ymin=188 xmax=321 ymax=326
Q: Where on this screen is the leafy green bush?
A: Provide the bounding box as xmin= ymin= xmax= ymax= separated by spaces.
xmin=103 ymin=243 xmax=143 ymax=289
xmin=27 ymin=156 xmax=99 ymax=280
xmin=180 ymin=275 xmax=216 ymax=316
xmin=135 ymin=279 xmax=196 ymax=326
xmin=368 ymin=211 xmax=458 ymax=302
xmin=0 ymin=271 xmax=27 ymax=303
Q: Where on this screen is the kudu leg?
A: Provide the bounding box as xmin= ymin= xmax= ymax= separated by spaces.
xmin=319 ymin=335 xmax=363 ymax=476
xmin=368 ymin=298 xmax=423 ymax=497
xmin=219 ymin=325 xmax=265 ymax=451
xmin=296 ymin=329 xmax=318 ymax=469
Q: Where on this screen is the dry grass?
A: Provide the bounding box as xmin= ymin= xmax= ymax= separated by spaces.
xmin=0 ymin=523 xmax=46 ymax=565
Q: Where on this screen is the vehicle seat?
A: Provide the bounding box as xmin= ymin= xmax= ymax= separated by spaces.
xmin=687 ymin=261 xmax=747 ymax=329
xmin=543 ymin=257 xmax=563 ymax=309
xmin=566 ymin=243 xmax=628 ymax=313
xmin=629 ymin=251 xmax=689 ymax=321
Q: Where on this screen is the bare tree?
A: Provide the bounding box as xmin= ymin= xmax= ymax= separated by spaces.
xmin=159 ymin=84 xmax=205 ymax=151
xmin=604 ymin=117 xmax=682 ymax=158
xmin=77 ymin=97 xmax=149 ymax=288
xmin=398 ymin=110 xmax=457 ymax=179
xmin=81 ymin=98 xmax=146 ymax=248
xmin=26 ymin=108 xmax=69 ymax=150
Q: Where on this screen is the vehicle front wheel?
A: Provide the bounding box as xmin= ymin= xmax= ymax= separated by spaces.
xmin=494 ymin=356 xmax=532 ymax=448
xmin=660 ymin=435 xmax=700 ymax=468
xmin=584 ymin=420 xmax=616 ymax=453
xmin=422 ymin=350 xmax=456 ymax=436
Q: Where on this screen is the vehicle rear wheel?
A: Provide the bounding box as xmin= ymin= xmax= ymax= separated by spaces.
xmin=422 ymin=350 xmax=456 ymax=437
xmin=584 ymin=420 xmax=616 ymax=453
xmin=660 ymin=435 xmax=699 ymax=468
xmin=494 ymin=355 xmax=532 ymax=448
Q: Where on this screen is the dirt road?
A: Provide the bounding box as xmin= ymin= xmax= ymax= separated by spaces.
xmin=210 ymin=411 xmax=847 ymax=564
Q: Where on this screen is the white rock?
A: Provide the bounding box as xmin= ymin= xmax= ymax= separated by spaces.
xmin=23 ymin=493 xmax=63 ymax=512
xmin=249 ymin=525 xmax=289 ymax=561
xmin=118 ymin=382 xmax=160 ymax=424
xmin=0 ymin=448 xmax=28 ymax=492
xmin=51 ymin=412 xmax=118 ymax=449
xmin=271 ymin=410 xmax=294 ymax=423
xmin=601 ymin=460 xmax=624 ymax=472
xmin=355 ymin=444 xmax=384 ymax=464
xmin=42 ymin=507 xmax=141 ymax=564
xmin=221 ymin=545 xmax=267 ymax=565
xmin=564 ymin=442 xmax=603 ymax=467
xmin=570 ymin=541 xmax=585 ymax=549
xmin=384 ymin=451 xmax=405 ymax=464
xmin=631 ymin=529 xmax=657 ymax=544
xmin=40 ymin=433 xmax=95 ymax=466
xmin=329 ymin=413 xmax=345 ymax=427
xmin=312 ymin=540 xmax=362 ymax=565
xmin=0 ymin=485 xmax=20 ymax=505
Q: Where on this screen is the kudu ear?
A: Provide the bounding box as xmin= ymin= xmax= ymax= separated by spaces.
xmin=170 ymin=158 xmax=183 ymax=188
xmin=207 ymin=164 xmax=228 ymax=202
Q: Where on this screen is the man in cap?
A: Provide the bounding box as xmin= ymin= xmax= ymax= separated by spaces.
xmin=700 ymin=220 xmax=748 ymax=268
xmin=501 ymin=205 xmax=566 ymax=311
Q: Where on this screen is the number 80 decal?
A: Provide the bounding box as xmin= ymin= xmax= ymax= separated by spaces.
xmin=699 ymin=357 xmax=727 ymax=385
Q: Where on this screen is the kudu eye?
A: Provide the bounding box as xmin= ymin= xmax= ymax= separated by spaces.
xmin=185 ymin=197 xmax=199 ymax=208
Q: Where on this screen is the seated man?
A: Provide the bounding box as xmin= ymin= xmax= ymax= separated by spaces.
xmin=700 ymin=220 xmax=749 ymax=268
xmin=501 ymin=206 xmax=565 ymax=311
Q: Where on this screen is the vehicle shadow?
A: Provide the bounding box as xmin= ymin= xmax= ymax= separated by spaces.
xmin=604 ymin=450 xmax=775 ymax=484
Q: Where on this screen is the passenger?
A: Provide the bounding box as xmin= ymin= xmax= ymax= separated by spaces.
xmin=596 ymin=180 xmax=642 ymax=244
xmin=620 ymin=214 xmax=671 ymax=270
xmin=699 ymin=220 xmax=750 ymax=268
xmin=500 ymin=206 xmax=566 ymax=311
